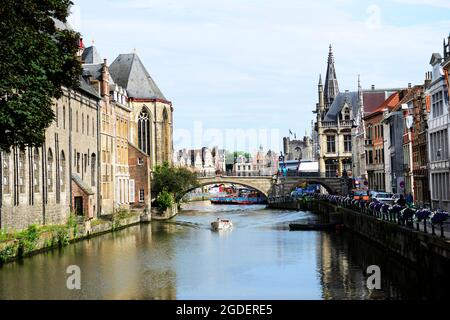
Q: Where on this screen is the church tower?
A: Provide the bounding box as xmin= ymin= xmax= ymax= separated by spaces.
xmin=324 ymin=45 xmax=339 ymax=109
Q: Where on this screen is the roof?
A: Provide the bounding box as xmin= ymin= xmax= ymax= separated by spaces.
xmin=392 ymin=87 xmax=423 ymax=112
xmin=323 ymin=91 xmax=359 ymax=121
xmin=78 ymin=76 xmax=101 ymax=100
xmin=71 ymin=174 xmax=94 ymax=195
xmin=109 ymin=53 xmax=168 ymax=101
xmin=82 ymin=46 xmax=103 ymax=64
xmin=364 ymin=91 xmax=401 ymax=120
xmin=362 ymin=91 xmax=389 ymax=114
xmin=430 ymin=53 xmax=443 ymax=66
xmin=82 ymin=63 xmax=115 ymax=84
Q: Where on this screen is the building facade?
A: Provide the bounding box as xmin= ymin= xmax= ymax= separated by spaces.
xmin=0 ymin=81 xmax=101 ymax=231
xmin=427 ymin=52 xmax=450 ymax=210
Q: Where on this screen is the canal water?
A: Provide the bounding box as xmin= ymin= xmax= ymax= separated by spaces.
xmin=0 ymin=201 xmax=449 ymax=300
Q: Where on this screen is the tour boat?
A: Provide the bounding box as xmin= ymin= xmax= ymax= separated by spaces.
xmin=211 ymin=218 xmax=233 ymax=231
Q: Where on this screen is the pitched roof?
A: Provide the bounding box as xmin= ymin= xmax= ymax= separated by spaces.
xmin=109 ymin=53 xmax=168 ymax=101
xmin=71 ymin=174 xmax=94 ymax=195
xmin=82 ymin=46 xmax=103 ymax=64
xmin=324 ymin=91 xmax=359 ymax=121
xmin=363 ymin=91 xmax=400 ymax=120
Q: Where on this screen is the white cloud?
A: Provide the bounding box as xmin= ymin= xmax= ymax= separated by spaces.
xmin=394 ymin=0 xmax=450 ymax=9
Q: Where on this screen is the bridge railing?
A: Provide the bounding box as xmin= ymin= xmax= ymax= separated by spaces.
xmin=196 ymin=171 xmax=276 ymax=178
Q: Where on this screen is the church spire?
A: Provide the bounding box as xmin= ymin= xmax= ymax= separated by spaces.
xmin=324 ymin=44 xmax=339 ymax=106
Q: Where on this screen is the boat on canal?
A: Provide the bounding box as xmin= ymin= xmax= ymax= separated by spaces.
xmin=211 ymin=218 xmax=233 ymax=231
xmin=210 ymin=187 xmax=266 ymax=205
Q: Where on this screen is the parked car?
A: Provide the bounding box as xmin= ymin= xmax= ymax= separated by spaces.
xmin=371 ymin=192 xmax=394 ymax=204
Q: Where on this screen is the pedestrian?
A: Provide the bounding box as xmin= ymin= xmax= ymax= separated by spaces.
xmin=406 ymin=193 xmax=413 ymax=206
xmin=396 ymin=194 xmax=406 ymax=207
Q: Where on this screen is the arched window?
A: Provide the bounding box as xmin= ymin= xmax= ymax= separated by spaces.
xmin=138 ymin=109 xmax=150 ymax=155
xmin=33 ymin=148 xmax=40 ymax=193
xmin=55 ymin=104 xmax=59 ymax=127
xmin=162 ymin=109 xmax=170 ymax=162
xmin=87 ymin=115 xmax=89 ymax=136
xmin=63 ymin=106 xmax=66 ymax=129
xmin=47 ymin=149 xmax=53 ymax=192
xmin=82 ymin=113 xmax=84 ymax=134
xmin=60 ymin=151 xmax=66 ymax=192
xmin=91 ymin=153 xmax=96 ymax=187
xmin=1 ymin=151 xmax=10 ymax=194
xmin=19 ymin=150 xmax=26 ymax=193
xmin=76 ymin=110 xmax=79 ymax=132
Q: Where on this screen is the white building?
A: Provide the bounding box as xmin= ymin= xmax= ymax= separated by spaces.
xmin=427 ymin=53 xmax=450 ymax=210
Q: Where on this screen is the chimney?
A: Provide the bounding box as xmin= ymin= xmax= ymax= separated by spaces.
xmin=371 ymin=85 xmax=375 ymax=90
xmin=408 ymin=83 xmax=412 ymax=89
xmin=424 ymin=72 xmax=432 ymax=89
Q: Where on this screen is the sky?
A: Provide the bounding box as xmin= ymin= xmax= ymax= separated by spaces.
xmin=70 ymin=0 xmax=450 ymax=153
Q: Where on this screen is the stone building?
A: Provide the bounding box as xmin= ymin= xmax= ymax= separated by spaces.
xmin=81 ymin=46 xmax=131 ymax=214
xmin=427 ymin=51 xmax=450 ymax=210
xmin=314 ymin=46 xmax=402 ymax=180
xmin=174 ymin=147 xmax=226 ymax=176
xmin=0 ymin=78 xmax=101 ymax=231
xmin=109 ymin=52 xmax=173 ymax=209
xmin=283 ymin=134 xmax=313 ymax=161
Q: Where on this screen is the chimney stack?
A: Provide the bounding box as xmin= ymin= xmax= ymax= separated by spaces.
xmin=371 ymin=85 xmax=375 ymax=90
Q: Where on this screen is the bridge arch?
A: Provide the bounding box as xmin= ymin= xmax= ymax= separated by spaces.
xmin=184 ymin=177 xmax=273 ymax=198
xmin=286 ymin=179 xmax=335 ymax=195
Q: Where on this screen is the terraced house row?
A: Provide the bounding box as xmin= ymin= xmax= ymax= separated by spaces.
xmin=314 ymin=34 xmax=450 ymax=211
xmin=0 ymin=40 xmax=173 ymax=231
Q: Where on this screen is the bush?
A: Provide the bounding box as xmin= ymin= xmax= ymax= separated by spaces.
xmin=152 ymin=162 xmax=199 ymax=202
xmin=156 ymin=190 xmax=175 ymax=210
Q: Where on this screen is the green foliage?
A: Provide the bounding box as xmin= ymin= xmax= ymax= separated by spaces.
xmin=0 ymin=244 xmax=18 ymax=263
xmin=0 ymin=0 xmax=82 ymax=149
xmin=17 ymin=224 xmax=39 ymax=256
xmin=55 ymin=226 xmax=70 ymax=247
xmin=225 ymin=151 xmax=251 ymax=164
xmin=152 ymin=162 xmax=199 ymax=202
xmin=156 ymin=190 xmax=175 ymax=210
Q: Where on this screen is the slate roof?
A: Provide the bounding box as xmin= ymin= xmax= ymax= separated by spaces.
xmin=323 ymin=91 xmax=359 ymax=121
xmin=109 ymin=53 xmax=167 ymax=101
xmin=82 ymin=46 xmax=103 ymax=64
xmin=78 ymin=75 xmax=101 ymax=99
xmin=72 ymin=174 xmax=94 ymax=195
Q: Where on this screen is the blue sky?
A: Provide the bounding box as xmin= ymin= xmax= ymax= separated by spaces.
xmin=70 ymin=0 xmax=450 ymax=152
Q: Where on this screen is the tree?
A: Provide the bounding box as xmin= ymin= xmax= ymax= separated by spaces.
xmin=0 ymin=0 xmax=82 ymax=150
xmin=152 ymin=162 xmax=199 ymax=203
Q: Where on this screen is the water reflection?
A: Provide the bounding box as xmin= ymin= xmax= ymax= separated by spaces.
xmin=1 ymin=201 xmax=448 ymax=299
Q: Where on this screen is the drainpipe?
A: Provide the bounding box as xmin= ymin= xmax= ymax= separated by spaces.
xmin=97 ymin=99 xmax=101 ymax=218
xmin=69 ymin=90 xmax=73 ymax=211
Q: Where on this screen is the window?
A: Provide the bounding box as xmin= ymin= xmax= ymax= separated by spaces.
xmin=325 ymin=159 xmax=338 ymax=177
xmin=82 ymin=113 xmax=84 ymax=134
xmin=2 ymin=151 xmax=10 ymax=194
xmin=19 ymin=150 xmax=26 ymax=193
xmin=344 ymin=134 xmax=352 ymax=152
xmin=87 ymin=115 xmax=89 ymax=136
xmin=162 ymin=109 xmax=170 ymax=162
xmin=432 ymin=90 xmax=444 ymax=118
xmin=129 ymin=179 xmax=135 ymax=203
xmin=138 ymin=109 xmax=151 ymax=155
xmin=33 ymin=148 xmax=40 ymax=193
xmin=76 ymin=152 xmax=80 ymax=173
xmin=60 ymin=151 xmax=66 ymax=192
xmin=47 ymin=148 xmax=53 ymax=192
xmin=76 ymin=110 xmax=79 ymax=132
xmin=139 ymin=188 xmax=145 ymax=202
xmin=326 ymin=135 xmax=336 ymax=153
xmin=91 ymin=153 xmax=96 ymax=187
xmin=63 ymin=106 xmax=66 ymax=129
xmin=138 ymin=157 xmax=144 ymax=165
xmin=55 ymin=104 xmax=59 ymax=127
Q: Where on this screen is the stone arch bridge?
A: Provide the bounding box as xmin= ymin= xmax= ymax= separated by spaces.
xmin=190 ymin=175 xmax=348 ymax=197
